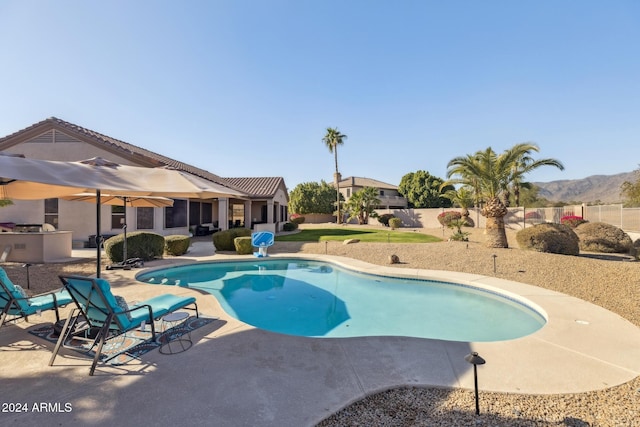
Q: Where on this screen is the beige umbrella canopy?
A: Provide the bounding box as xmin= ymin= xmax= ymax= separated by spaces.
xmin=0 ymin=155 xmax=246 ymax=200
xmin=61 ymin=193 xmax=174 ymax=208
xmin=0 ymin=153 xmax=88 ymax=199
xmin=1 ymin=154 xmax=248 ymax=275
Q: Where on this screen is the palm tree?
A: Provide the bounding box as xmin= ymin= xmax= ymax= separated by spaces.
xmin=507 ymin=143 xmax=564 ymax=207
xmin=442 ymin=186 xmax=475 ymax=225
xmin=445 ymin=144 xmax=564 ymax=248
xmin=344 ymin=187 xmax=380 ymax=224
xmin=322 ymin=127 xmax=347 ymax=223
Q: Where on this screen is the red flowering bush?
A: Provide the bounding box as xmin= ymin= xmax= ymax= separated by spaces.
xmin=437 ymin=211 xmax=462 ymax=226
xmin=561 ymin=215 xmax=587 ymax=228
xmin=290 ymin=214 xmax=305 ymax=225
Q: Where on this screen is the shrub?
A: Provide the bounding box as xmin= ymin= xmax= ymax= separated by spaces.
xmin=234 ymin=236 xmax=253 ymax=255
xmin=560 ymin=215 xmax=587 ymax=228
xmin=290 ymin=214 xmax=305 ymax=225
xmin=165 ymin=235 xmax=191 ymax=256
xmin=448 ymin=219 xmax=470 ymax=241
xmin=437 ymin=211 xmax=462 ymax=227
xmin=574 ymin=222 xmax=633 ymax=253
xmin=516 ymin=223 xmax=579 ymax=255
xmin=212 ymin=228 xmax=251 ymax=251
xmin=377 ymin=213 xmax=395 ymax=227
xmin=104 ymin=231 xmax=165 ymax=262
xmin=283 ymin=222 xmax=298 ymax=232
xmin=631 ymin=238 xmax=640 ymax=260
xmin=388 ymin=217 xmax=402 ymax=229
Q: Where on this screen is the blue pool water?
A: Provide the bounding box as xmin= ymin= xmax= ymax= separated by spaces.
xmin=137 ymin=259 xmax=546 ymax=342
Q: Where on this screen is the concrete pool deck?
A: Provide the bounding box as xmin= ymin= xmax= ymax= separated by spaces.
xmin=1 ymin=241 xmax=640 ymax=426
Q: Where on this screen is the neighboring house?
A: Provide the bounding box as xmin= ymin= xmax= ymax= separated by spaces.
xmin=337 ymin=176 xmax=408 ymax=209
xmin=0 ymin=117 xmax=289 ymax=244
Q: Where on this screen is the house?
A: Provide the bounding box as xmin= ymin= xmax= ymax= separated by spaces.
xmin=223 ymin=177 xmax=289 ymax=231
xmin=337 ymin=176 xmax=408 ymax=209
xmin=0 ymin=117 xmax=288 ymax=245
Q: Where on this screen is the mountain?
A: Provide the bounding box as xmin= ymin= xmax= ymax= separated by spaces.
xmin=532 ymin=171 xmax=637 ymax=204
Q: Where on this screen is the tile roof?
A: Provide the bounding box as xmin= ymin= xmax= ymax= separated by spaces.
xmin=223 ymin=177 xmax=286 ymax=198
xmin=0 ymin=117 xmax=248 ymax=194
xmin=338 ymin=176 xmax=398 ymax=189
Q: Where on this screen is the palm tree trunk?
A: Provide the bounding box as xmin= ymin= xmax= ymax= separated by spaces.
xmin=334 ymin=150 xmax=341 ymax=224
xmin=484 ymin=216 xmax=509 ymax=248
xmin=481 ymin=197 xmax=509 ymax=248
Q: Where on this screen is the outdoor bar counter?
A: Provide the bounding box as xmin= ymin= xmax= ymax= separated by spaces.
xmin=0 ymin=231 xmax=72 ymax=263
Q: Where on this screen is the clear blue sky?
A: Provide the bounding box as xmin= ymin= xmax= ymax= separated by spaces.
xmin=1 ymin=1 xmax=639 ymax=190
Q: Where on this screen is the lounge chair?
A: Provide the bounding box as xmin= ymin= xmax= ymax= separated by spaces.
xmin=0 ymin=267 xmax=72 ymax=329
xmin=49 ymin=275 xmax=198 ymax=375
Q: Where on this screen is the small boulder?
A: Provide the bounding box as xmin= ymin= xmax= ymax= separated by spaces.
xmin=343 ymin=239 xmax=360 ymax=245
xmin=389 ymin=254 xmax=400 ymax=264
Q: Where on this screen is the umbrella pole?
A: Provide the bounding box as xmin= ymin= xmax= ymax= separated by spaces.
xmin=96 ymin=189 xmax=101 ymax=278
xmin=122 ymin=197 xmax=127 ymax=263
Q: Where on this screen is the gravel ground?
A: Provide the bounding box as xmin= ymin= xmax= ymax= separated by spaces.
xmin=2 ymin=226 xmax=639 ymax=426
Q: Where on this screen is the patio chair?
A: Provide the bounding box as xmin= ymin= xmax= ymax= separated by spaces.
xmin=0 ymin=267 xmax=72 ymax=329
xmin=252 ymin=231 xmax=275 ymax=257
xmin=49 ymin=275 xmax=199 ymax=375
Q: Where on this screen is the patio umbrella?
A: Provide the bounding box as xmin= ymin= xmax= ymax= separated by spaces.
xmin=62 ymin=193 xmax=174 ymax=208
xmin=0 ymin=154 xmax=248 ymax=276
xmin=0 ymin=153 xmax=89 ymax=200
xmin=61 ymin=193 xmax=174 ymax=269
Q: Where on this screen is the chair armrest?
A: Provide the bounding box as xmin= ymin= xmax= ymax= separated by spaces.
xmin=126 ymin=303 xmax=154 ymax=321
xmin=31 ymin=288 xmax=65 ymax=299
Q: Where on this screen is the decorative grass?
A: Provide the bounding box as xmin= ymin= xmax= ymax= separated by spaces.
xmin=275 ymin=228 xmax=441 ymax=243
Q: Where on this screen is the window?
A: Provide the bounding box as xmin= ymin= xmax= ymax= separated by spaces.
xmin=379 ymin=190 xmax=385 ymax=196
xmin=111 ymin=205 xmax=125 ymax=230
xmin=346 ymin=189 xmax=351 ymax=197
xmin=202 ymin=202 xmax=213 ymax=224
xmin=189 ymin=201 xmax=201 ymax=226
xmin=189 ymin=201 xmax=214 ymax=225
xmin=165 ymin=199 xmax=188 ymax=228
xmin=44 ymin=198 xmax=59 ymax=228
xmin=137 ymin=207 xmax=154 ymax=229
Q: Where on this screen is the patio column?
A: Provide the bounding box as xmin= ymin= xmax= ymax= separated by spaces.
xmin=244 ymin=200 xmax=252 ymax=229
xmin=218 ymin=198 xmax=229 ymax=231
xmin=267 ymin=200 xmax=274 ymax=224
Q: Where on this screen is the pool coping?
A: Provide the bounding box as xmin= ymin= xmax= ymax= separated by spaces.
xmin=2 ymin=245 xmax=640 ymax=426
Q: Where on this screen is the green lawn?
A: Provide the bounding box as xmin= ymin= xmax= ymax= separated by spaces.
xmin=275 ymin=228 xmax=441 ymax=243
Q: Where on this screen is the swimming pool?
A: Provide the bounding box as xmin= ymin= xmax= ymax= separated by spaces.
xmin=137 ymin=259 xmax=546 ymax=342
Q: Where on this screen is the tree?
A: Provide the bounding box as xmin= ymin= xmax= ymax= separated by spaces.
xmin=344 ymin=187 xmax=380 ymax=225
xmin=398 ymin=170 xmax=453 ymax=208
xmin=445 ymin=144 xmax=564 ymax=248
xmin=506 ymin=142 xmax=564 ymax=207
xmin=442 ymin=186 xmax=475 ymax=224
xmin=288 ymin=181 xmax=338 ymax=214
xmin=621 ymin=166 xmax=640 ymax=207
xmin=322 ymin=127 xmax=347 ymax=223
